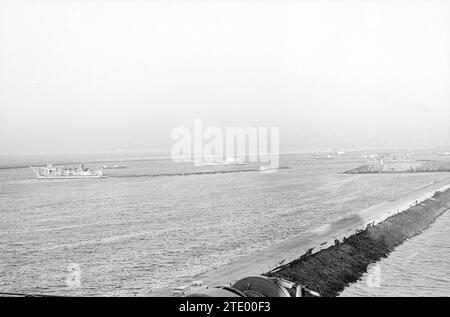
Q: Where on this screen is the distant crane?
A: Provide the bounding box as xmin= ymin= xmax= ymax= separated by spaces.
xmin=352 ymin=145 xmax=384 ymax=171
xmin=352 ymin=145 xmax=379 ymax=164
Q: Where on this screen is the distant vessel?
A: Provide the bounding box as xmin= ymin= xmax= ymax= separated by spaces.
xmin=437 ymin=152 xmax=450 ymax=156
xmin=193 ymin=157 xmax=245 ymax=167
xmin=223 ymin=157 xmax=245 ymax=166
xmin=103 ymin=164 xmax=127 ymax=169
xmin=313 ymin=153 xmax=336 ymax=160
xmin=30 ymin=164 xmax=105 ymax=179
xmin=259 ymin=165 xmax=278 ymax=172
xmin=313 ymin=149 xmax=345 ymax=160
xmin=193 ymin=161 xmax=222 ymax=167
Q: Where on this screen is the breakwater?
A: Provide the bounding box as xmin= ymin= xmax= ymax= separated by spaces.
xmin=266 ymin=188 xmax=450 ymax=296
xmin=111 ymin=167 xmax=290 ymax=178
xmin=167 ymin=178 xmax=450 ymax=297
xmin=344 ymin=160 xmax=450 ymax=174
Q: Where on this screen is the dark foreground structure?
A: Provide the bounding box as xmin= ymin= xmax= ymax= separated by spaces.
xmin=266 ymin=188 xmax=450 ymax=297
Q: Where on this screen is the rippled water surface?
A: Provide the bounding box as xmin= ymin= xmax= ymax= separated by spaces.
xmin=1 ymin=154 xmax=449 ymax=296
xmin=341 ymin=209 xmax=450 ymax=297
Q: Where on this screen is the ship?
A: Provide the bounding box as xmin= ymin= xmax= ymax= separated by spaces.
xmin=193 ymin=157 xmax=245 ymax=167
xmin=30 ymin=164 xmax=106 ymax=179
xmin=102 ymin=164 xmax=127 ymax=169
xmin=259 ymin=165 xmax=279 ymax=172
xmin=223 ymin=157 xmax=245 ymax=166
xmin=313 ymin=152 xmax=337 ymax=160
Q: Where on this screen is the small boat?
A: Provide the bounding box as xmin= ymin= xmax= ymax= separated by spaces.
xmin=259 ymin=165 xmax=278 ymax=172
xmin=223 ymin=158 xmax=245 ymax=166
xmin=313 ymin=153 xmax=336 ymax=160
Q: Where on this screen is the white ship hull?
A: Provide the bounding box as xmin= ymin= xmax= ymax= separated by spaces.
xmin=36 ymin=175 xmax=107 ymax=179
xmin=31 ymin=164 xmax=106 ymax=179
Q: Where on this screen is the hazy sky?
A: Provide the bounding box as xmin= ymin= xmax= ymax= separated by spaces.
xmin=1 ymin=0 xmax=449 ymax=155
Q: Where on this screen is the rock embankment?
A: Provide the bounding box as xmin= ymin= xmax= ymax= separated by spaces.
xmin=266 ymin=189 xmax=450 ymax=297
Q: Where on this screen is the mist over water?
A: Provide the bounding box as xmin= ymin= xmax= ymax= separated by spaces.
xmin=1 ymin=0 xmax=449 ymax=156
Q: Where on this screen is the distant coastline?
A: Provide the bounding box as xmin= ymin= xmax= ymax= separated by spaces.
xmin=0 ymin=153 xmax=173 ymax=170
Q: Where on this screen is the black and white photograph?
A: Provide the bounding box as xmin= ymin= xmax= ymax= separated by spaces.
xmin=1 ymin=0 xmax=450 ymax=304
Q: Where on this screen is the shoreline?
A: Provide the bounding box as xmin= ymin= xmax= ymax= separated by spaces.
xmin=163 ymin=178 xmax=450 ymax=297
xmin=266 ymin=188 xmax=450 ymax=297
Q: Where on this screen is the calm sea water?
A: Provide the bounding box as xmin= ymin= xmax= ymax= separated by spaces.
xmin=340 ymin=209 xmax=450 ymax=297
xmin=1 ymin=153 xmax=449 ymax=296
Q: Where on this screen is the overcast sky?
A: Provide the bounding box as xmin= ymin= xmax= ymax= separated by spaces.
xmin=1 ymin=0 xmax=449 ymax=156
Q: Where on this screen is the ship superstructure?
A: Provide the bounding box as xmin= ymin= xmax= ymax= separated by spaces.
xmin=30 ymin=164 xmax=105 ymax=179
